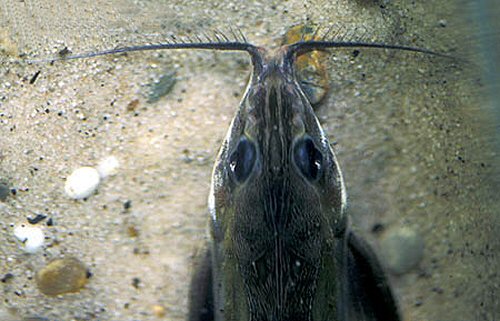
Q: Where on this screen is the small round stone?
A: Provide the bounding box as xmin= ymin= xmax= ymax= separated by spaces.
xmin=64 ymin=167 xmax=100 ymax=199
xmin=438 ymin=19 xmax=448 ymax=27
xmin=380 ymin=227 xmax=424 ymax=275
xmin=13 ymin=223 xmax=44 ymax=253
xmin=152 ymin=305 xmax=166 ymax=317
xmin=96 ymin=156 xmax=119 ymax=178
xmin=36 ymin=257 xmax=88 ymax=296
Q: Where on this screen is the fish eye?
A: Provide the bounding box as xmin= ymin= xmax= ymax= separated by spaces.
xmin=293 ymin=136 xmax=323 ymax=181
xmin=229 ymin=136 xmax=257 ymax=183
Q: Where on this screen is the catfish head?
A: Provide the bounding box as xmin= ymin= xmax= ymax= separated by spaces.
xmin=208 ymin=45 xmax=349 ymax=321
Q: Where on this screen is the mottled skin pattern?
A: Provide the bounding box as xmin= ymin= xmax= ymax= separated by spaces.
xmin=189 ymin=44 xmax=400 ymax=321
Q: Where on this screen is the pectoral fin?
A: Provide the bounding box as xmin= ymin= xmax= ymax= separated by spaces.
xmin=188 ymin=247 xmax=214 ymax=321
xmin=346 ymin=232 xmax=401 ymax=321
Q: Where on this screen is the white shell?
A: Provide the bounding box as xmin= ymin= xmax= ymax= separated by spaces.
xmin=65 ymin=166 xmax=101 ymax=199
xmin=96 ymin=156 xmax=119 ymax=178
xmin=13 ymin=223 xmax=45 ymax=253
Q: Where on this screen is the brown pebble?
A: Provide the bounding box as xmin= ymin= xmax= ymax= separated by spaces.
xmin=36 ymin=257 xmax=88 ymax=296
xmin=127 ymin=225 xmax=139 ymax=238
xmin=152 ymin=305 xmax=166 ymax=317
xmin=127 ymin=99 xmax=140 ymax=111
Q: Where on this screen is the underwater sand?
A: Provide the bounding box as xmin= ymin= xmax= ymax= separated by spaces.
xmin=0 ymin=1 xmax=498 ymax=320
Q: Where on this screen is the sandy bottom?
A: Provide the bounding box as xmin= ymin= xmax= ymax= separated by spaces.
xmin=0 ymin=1 xmax=498 ymax=320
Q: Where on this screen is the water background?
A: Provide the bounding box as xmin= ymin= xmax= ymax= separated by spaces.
xmin=0 ymin=1 xmax=498 ymax=320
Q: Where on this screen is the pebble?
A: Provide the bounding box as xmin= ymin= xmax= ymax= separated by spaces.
xmin=0 ymin=182 xmax=9 ymax=201
xmin=96 ymin=156 xmax=119 ymax=178
xmin=36 ymin=257 xmax=88 ymax=296
xmin=152 ymin=305 xmax=166 ymax=317
xmin=27 ymin=214 xmax=47 ymax=224
xmin=126 ymin=99 xmax=140 ymax=112
xmin=13 ymin=223 xmax=44 ymax=253
xmin=281 ymin=24 xmax=329 ymax=106
xmin=438 ymin=19 xmax=448 ymax=27
xmin=380 ymin=226 xmax=424 ymax=275
xmin=64 ymin=166 xmax=101 ymax=199
xmin=147 ymin=70 xmax=177 ymax=103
